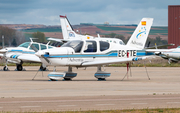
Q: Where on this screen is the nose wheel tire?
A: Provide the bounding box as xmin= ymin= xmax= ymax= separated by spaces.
xmin=40 ymin=65 xmax=46 ymax=71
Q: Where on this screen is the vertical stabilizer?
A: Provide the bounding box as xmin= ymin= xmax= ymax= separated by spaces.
xmin=126 ymin=18 xmax=153 ymax=49
xmin=60 ymin=15 xmax=77 ymax=40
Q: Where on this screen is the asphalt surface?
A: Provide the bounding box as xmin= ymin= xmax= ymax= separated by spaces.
xmin=0 ymin=66 xmax=180 ymax=112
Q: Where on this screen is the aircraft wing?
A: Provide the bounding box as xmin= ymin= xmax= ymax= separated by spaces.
xmin=15 ymin=54 xmax=41 ymax=63
xmin=81 ymin=56 xmax=148 ymax=66
xmin=47 ymin=37 xmax=69 ymax=43
xmin=145 ymin=43 xmax=175 ymax=49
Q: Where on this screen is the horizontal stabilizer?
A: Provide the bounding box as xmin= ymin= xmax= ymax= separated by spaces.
xmin=145 ymin=43 xmax=175 ymax=49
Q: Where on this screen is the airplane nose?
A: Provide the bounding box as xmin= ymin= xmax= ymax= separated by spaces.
xmin=35 ymin=51 xmax=44 ymax=57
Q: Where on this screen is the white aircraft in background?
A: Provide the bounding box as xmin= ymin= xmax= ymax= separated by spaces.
xmin=146 ymin=46 xmax=180 ymax=64
xmin=59 ymin=15 xmax=125 ymax=45
xmin=34 ymin=18 xmax=154 ymax=81
xmin=0 ymin=38 xmax=58 ymax=71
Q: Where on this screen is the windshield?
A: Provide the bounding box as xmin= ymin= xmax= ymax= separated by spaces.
xmin=18 ymin=42 xmax=30 ymax=48
xmin=49 ymin=41 xmax=63 ymax=47
xmin=61 ymin=40 xmax=83 ymax=53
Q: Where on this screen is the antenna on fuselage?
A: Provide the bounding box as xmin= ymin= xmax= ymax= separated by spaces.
xmin=97 ymin=34 xmax=101 ymax=38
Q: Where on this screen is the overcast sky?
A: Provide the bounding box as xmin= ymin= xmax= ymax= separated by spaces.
xmin=0 ymin=0 xmax=179 ymax=26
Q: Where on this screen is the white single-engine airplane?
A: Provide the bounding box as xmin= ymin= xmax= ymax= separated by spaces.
xmin=0 ymin=39 xmax=56 ymax=71
xmin=59 ymin=15 xmax=125 ymax=45
xmin=34 ymin=18 xmax=154 ymax=81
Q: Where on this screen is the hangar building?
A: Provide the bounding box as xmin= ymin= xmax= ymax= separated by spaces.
xmin=168 ymin=5 xmax=180 ymax=48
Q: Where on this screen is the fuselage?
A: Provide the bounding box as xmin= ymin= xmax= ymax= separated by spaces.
xmin=161 ymin=48 xmax=180 ymax=62
xmin=37 ymin=40 xmax=154 ymax=67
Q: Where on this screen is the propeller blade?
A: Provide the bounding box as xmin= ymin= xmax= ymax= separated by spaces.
xmin=41 ymin=52 xmax=50 ymax=63
xmin=30 ymin=44 xmax=38 ymax=52
xmin=41 ymin=54 xmax=50 ymax=64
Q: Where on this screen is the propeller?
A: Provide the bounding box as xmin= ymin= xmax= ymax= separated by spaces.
xmin=41 ymin=52 xmax=50 ymax=64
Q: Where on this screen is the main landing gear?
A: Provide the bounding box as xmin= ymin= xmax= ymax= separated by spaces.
xmin=3 ymin=65 xmax=9 ymax=71
xmin=48 ymin=66 xmax=77 ymax=81
xmin=47 ymin=65 xmax=110 ymax=81
xmin=16 ymin=64 xmax=23 ymax=71
xmin=94 ymin=66 xmax=111 ymax=81
xmin=3 ymin=59 xmax=9 ymax=71
xmin=39 ymin=65 xmax=47 ymax=71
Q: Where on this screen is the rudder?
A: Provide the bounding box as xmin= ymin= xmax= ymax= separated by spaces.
xmin=60 ymin=15 xmax=77 ymax=40
xmin=126 ymin=18 xmax=153 ymax=49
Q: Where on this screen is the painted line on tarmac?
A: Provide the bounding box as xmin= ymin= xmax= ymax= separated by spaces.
xmin=167 ymin=102 xmax=180 ymax=104
xmin=96 ymin=104 xmax=115 ymax=106
xmin=131 ymin=103 xmax=147 ymax=105
xmin=58 ymin=105 xmax=76 ymax=107
xmin=1 ymin=97 xmax=180 ymax=104
xmin=20 ymin=106 xmax=41 ymax=108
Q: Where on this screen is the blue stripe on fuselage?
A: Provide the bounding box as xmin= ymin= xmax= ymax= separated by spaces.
xmin=8 ymin=50 xmax=35 ymax=54
xmin=136 ymin=52 xmax=154 ymax=56
xmin=44 ymin=50 xmax=154 ymax=58
xmin=46 ymin=52 xmax=118 ymax=58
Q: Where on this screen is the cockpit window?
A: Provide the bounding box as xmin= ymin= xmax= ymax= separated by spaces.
xmin=48 ymin=46 xmax=53 ymax=49
xmin=40 ymin=44 xmax=47 ymax=50
xmin=99 ymin=41 xmax=109 ymax=51
xmin=61 ymin=40 xmax=83 ymax=53
xmin=119 ymin=41 xmax=125 ymax=45
xmin=84 ymin=41 xmax=97 ymax=52
xmin=18 ymin=42 xmax=30 ymax=48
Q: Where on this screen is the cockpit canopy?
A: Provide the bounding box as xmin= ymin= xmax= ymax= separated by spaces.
xmin=61 ymin=40 xmax=110 ymax=53
xmin=18 ymin=42 xmax=53 ymax=50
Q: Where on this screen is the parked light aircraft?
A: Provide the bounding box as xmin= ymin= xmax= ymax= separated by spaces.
xmin=0 ymin=38 xmax=57 ymax=71
xmin=59 ymin=15 xmax=125 ymax=45
xmin=0 ymin=15 xmax=123 ymax=71
xmin=146 ymin=46 xmax=180 ymax=64
xmin=34 ymin=18 xmax=154 ymax=81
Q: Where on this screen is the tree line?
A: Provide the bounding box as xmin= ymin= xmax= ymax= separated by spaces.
xmin=0 ymin=26 xmax=25 ymax=47
xmin=0 ymin=25 xmax=168 ymax=48
xmin=0 ymin=26 xmax=46 ymax=47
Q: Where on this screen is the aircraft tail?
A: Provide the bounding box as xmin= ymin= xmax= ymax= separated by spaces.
xmin=126 ymin=18 xmax=153 ymax=49
xmin=60 ymin=15 xmax=77 ymax=40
